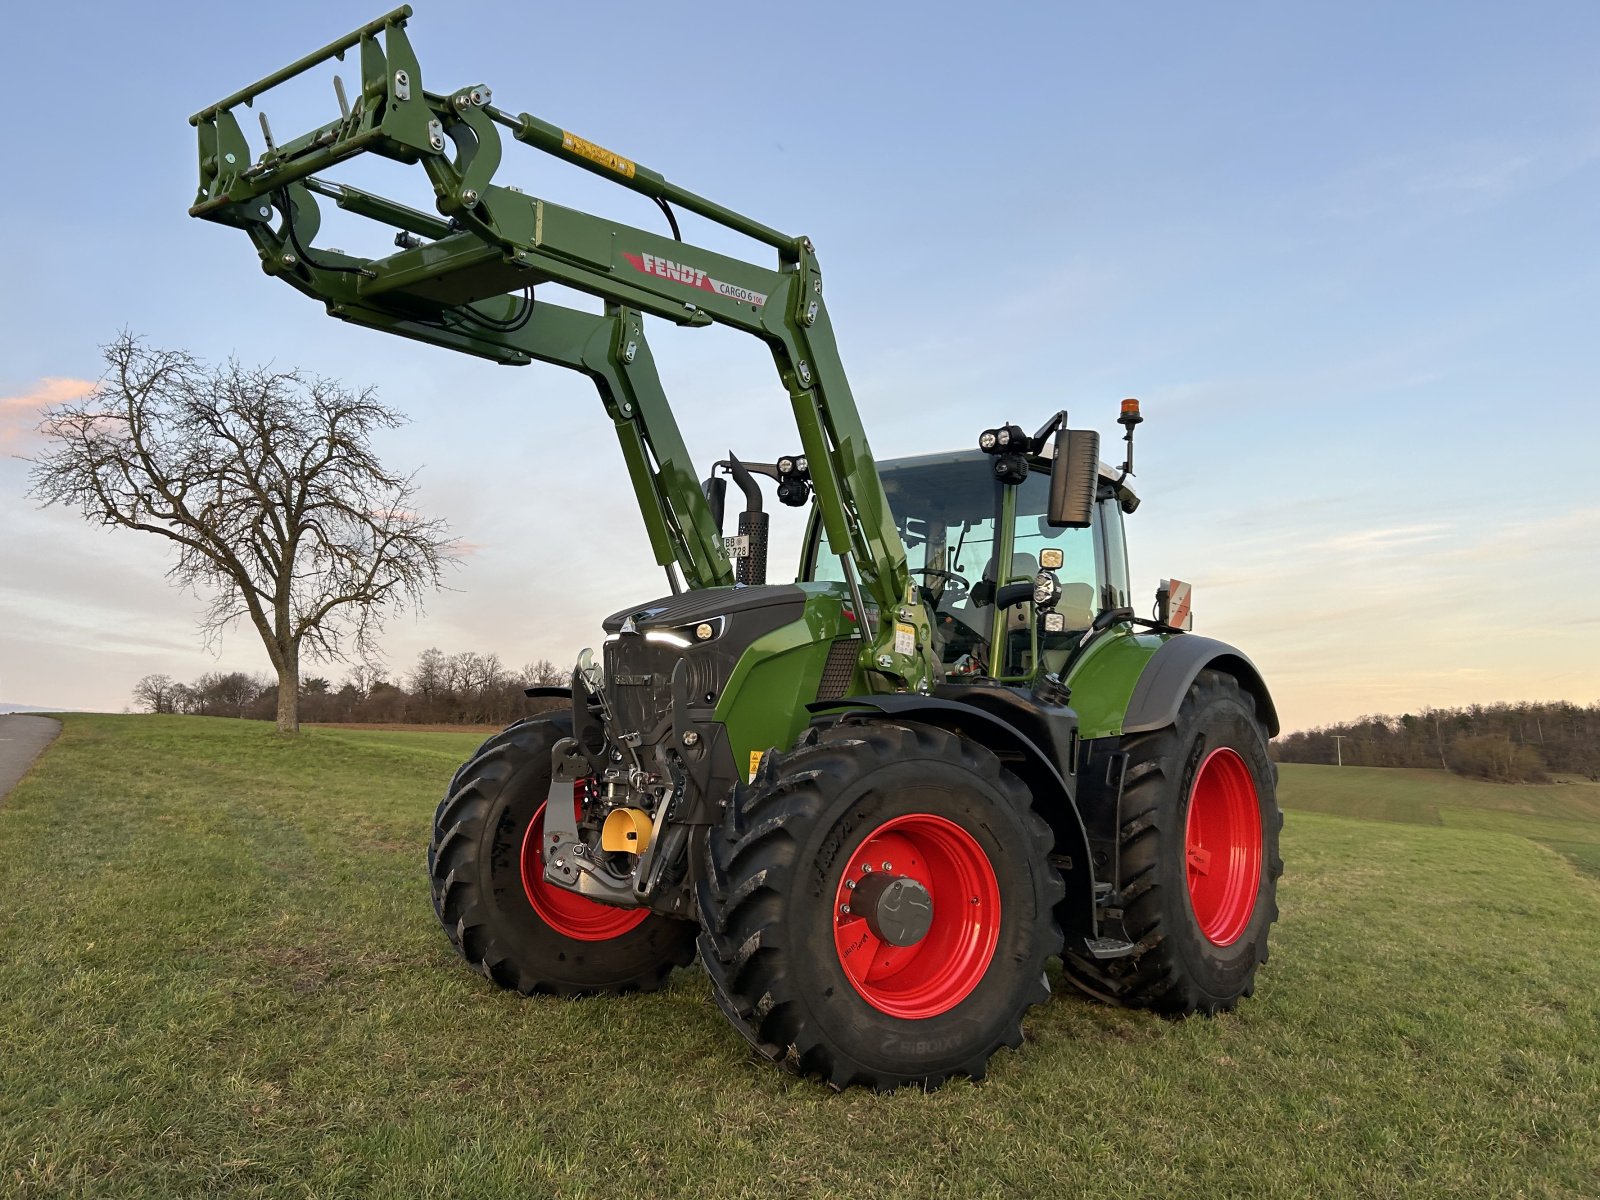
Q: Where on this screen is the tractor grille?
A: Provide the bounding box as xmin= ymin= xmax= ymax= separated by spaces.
xmin=602 ymin=637 xmax=720 ymax=741
xmin=816 ymin=638 xmax=861 ymax=702
xmin=603 ymin=638 xmax=674 ymax=740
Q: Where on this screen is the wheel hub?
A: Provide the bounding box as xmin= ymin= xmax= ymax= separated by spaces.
xmin=831 ymin=813 xmax=1002 ymax=1019
xmin=853 ymin=872 xmax=934 ymax=946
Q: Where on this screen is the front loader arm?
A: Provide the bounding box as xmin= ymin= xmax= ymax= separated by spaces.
xmin=187 ymin=6 xmax=934 ymax=690
xmin=235 ymin=179 xmax=730 ymax=590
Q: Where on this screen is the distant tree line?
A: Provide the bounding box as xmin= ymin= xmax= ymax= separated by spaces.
xmin=1272 ymin=701 xmax=1600 ymax=784
xmin=131 ymin=649 xmax=569 ymax=727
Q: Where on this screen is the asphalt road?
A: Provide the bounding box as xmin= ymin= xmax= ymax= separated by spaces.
xmin=0 ymin=714 xmax=61 ymax=804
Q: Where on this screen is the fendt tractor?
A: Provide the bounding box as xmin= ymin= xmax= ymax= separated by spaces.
xmin=189 ymin=9 xmax=1282 ymax=1090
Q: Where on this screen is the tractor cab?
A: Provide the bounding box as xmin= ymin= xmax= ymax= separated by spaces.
xmin=802 ymin=447 xmax=1137 ymax=684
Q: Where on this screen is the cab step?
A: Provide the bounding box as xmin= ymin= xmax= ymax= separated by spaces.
xmin=1082 ymin=936 xmax=1136 ymax=960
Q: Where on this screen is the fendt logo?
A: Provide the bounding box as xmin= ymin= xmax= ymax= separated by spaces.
xmin=632 ymin=253 xmax=708 ymax=289
xmin=623 ymin=252 xmax=768 ymax=308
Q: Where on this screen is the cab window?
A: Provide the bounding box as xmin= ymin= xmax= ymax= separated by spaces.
xmin=804 ymin=452 xmax=1111 ymax=678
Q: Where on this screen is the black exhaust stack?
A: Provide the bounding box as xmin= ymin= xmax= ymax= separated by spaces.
xmin=725 ymin=454 xmax=768 ymax=586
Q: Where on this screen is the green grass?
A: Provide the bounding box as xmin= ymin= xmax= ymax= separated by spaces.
xmin=3 ymin=717 xmax=1599 ymax=1197
xmin=1278 ymin=762 xmax=1600 ymax=878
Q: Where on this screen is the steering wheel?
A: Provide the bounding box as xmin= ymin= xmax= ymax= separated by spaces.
xmin=908 ymin=567 xmax=970 ymax=601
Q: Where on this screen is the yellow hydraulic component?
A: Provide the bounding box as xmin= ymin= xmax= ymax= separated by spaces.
xmin=601 ymin=808 xmax=654 ymax=854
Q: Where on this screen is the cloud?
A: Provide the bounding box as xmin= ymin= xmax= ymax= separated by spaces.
xmin=1325 ymin=134 xmax=1600 ymax=223
xmin=1311 ymin=523 xmax=1451 ymax=554
xmin=0 ymin=377 xmax=96 ymax=448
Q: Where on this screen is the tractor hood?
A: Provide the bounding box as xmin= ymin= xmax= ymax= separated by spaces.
xmin=601 ymin=585 xmax=808 ymax=635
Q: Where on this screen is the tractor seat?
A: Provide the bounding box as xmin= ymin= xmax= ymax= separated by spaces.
xmin=1057 ymin=582 xmax=1095 ymax=630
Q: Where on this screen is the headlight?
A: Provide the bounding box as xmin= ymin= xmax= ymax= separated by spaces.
xmin=1033 ymin=570 xmax=1061 ymax=609
xmin=653 ymin=615 xmax=725 ymax=645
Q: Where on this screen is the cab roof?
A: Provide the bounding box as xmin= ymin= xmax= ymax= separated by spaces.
xmin=878 ymin=447 xmax=1139 ymax=504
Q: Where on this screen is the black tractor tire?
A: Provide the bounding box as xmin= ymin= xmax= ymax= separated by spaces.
xmin=698 ymin=719 xmax=1064 ymax=1091
xmin=1062 ymin=669 xmax=1283 ymax=1014
xmin=427 ymin=716 xmax=542 ymax=901
xmin=428 ymin=714 xmax=697 ymax=995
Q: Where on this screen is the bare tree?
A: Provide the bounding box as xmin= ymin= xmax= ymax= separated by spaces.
xmin=132 ymin=673 xmax=180 ymax=714
xmin=29 ymin=334 xmax=455 ymax=734
xmin=522 ymin=658 xmax=567 ymax=688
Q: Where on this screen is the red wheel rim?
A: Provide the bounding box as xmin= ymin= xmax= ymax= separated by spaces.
xmin=832 ymin=813 xmax=1001 ymax=1019
xmin=518 ymin=788 xmax=651 ymax=942
xmin=1184 ymin=747 xmax=1262 ymax=946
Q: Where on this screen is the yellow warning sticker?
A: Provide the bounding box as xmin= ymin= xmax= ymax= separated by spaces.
xmin=894 ymin=622 xmax=916 ymax=657
xmin=561 ymin=130 xmax=636 ymax=179
xmin=748 ymin=750 xmax=764 ymax=783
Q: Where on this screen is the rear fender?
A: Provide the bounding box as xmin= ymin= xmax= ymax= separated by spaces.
xmin=1123 ymin=636 xmax=1279 ymax=737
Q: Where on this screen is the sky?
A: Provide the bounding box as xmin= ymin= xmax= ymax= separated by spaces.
xmin=1 ymin=1 xmax=1597 ymax=733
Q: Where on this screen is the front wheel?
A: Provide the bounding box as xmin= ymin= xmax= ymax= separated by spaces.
xmin=699 ymin=720 xmax=1063 ymax=1091
xmin=1062 ymin=669 xmax=1283 ymax=1013
xmin=428 ymin=715 xmax=697 ymax=995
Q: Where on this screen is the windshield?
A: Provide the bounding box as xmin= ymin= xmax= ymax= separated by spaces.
xmin=809 ymin=451 xmax=1100 ymax=673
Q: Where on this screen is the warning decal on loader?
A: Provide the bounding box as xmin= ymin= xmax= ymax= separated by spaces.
xmin=562 ymin=130 xmax=636 ymax=179
xmin=748 ymin=750 xmax=764 ymax=783
xmin=623 ymin=252 xmax=769 ymax=307
xmin=894 ymin=622 xmax=916 ymax=657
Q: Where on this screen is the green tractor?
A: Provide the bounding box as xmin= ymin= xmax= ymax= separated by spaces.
xmin=189 ymin=7 xmax=1282 ymax=1090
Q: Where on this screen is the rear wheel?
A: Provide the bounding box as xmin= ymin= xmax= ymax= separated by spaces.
xmin=699 ymin=720 xmax=1063 ymax=1090
xmin=428 ymin=715 xmax=697 ymax=995
xmin=1062 ymin=669 xmax=1282 ymax=1013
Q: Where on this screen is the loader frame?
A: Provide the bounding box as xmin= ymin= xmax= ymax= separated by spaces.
xmin=189 ymin=4 xmax=933 ymax=691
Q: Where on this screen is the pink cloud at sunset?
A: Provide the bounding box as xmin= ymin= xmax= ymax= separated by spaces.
xmin=0 ymin=378 xmax=96 ymax=449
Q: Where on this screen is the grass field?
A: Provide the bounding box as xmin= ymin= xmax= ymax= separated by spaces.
xmin=3 ymin=716 xmax=1598 ymax=1198
xmin=1277 ymin=762 xmax=1600 ymax=877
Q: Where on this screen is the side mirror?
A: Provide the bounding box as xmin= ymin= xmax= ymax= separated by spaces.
xmin=1048 ymin=429 xmax=1099 ymax=528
